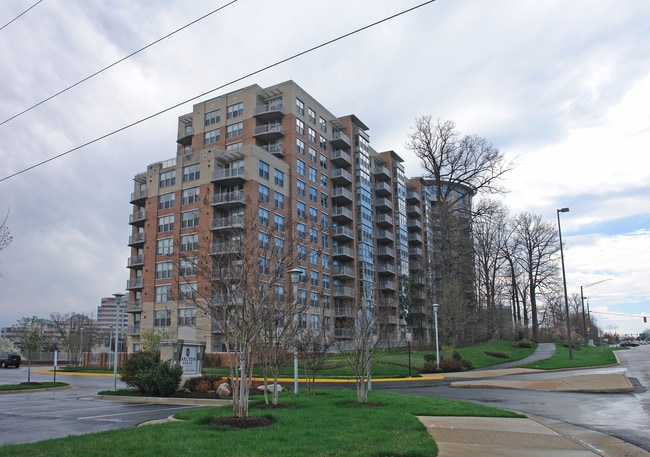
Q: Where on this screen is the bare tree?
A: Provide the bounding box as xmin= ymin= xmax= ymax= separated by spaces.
xmin=294 ymin=311 xmax=333 ymax=396
xmin=0 ymin=208 xmax=13 ymax=276
xmin=15 ymin=316 xmax=43 ymax=383
xmin=49 ymin=312 xmax=95 ymax=366
xmin=510 ymin=212 xmax=560 ymax=340
xmin=406 ymin=117 xmax=513 ymax=347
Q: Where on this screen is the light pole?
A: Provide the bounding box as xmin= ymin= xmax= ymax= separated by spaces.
xmin=109 ymin=326 xmax=114 ymax=370
xmin=288 ymin=268 xmax=302 ymax=394
xmin=580 ymin=279 xmax=613 ymax=341
xmin=432 ymin=303 xmax=440 ymax=371
xmin=556 ymin=208 xmax=572 ymax=360
xmin=112 ymin=292 xmax=124 ymax=391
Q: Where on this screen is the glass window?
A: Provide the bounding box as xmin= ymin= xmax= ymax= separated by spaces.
xmin=226 ymin=102 xmax=243 ymax=119
xmin=274 ymin=169 xmax=284 ymax=187
xmin=259 ymin=207 xmax=269 ymax=226
xmin=308 ymin=128 xmax=316 ymax=143
xmin=309 ymin=206 xmax=318 ymax=223
xmin=320 ymin=192 xmax=328 ymax=208
xmin=154 ymin=308 xmax=171 ymax=325
xmin=297 ymin=223 xmax=306 ymax=240
xmin=310 ymin=227 xmax=318 ymax=243
xmin=311 ymin=314 xmax=319 ymax=329
xmin=319 ymin=135 xmax=327 ymax=150
xmin=226 ymin=122 xmax=243 ymax=139
xmin=309 ymin=166 xmax=317 ymax=182
xmin=178 ymin=308 xmax=197 ymax=326
xmin=321 ymin=212 xmax=329 ymax=228
xmin=308 ymin=108 xmax=316 ymax=124
xmin=204 ymin=129 xmax=220 ymax=145
xmin=321 ymin=253 xmax=329 ymax=268
xmin=274 ymin=214 xmax=284 ymax=232
xmin=205 ymin=109 xmax=220 ymax=126
xmin=296 ymin=98 xmax=304 ymax=115
xmin=181 ymin=210 xmax=199 ymax=228
xmin=296 ymin=138 xmax=305 ymax=155
xmin=320 ymin=173 xmax=328 ymax=188
xmin=180 ymin=258 xmax=197 ymax=276
xmin=296 ymin=119 xmax=305 ymax=135
xmin=182 ymin=187 xmax=200 ymax=205
xmin=319 ymin=116 xmax=327 ymax=133
xmin=297 ymin=201 xmax=306 ymax=218
xmin=297 ymin=159 xmax=305 ymax=176
xmin=182 ymin=164 xmax=200 ymax=182
xmin=259 ymin=256 xmax=270 ymax=275
xmin=308 ymin=146 xmax=317 ymax=162
xmin=159 ymin=170 xmax=176 ymax=188
xmin=274 ymin=236 xmax=284 ymax=255
xmin=180 ymin=233 xmax=198 ymax=252
xmin=297 ymin=180 xmax=305 ymax=196
xmin=259 ymin=231 xmax=270 ymax=250
xmin=309 ymin=186 xmax=317 ymax=203
xmin=259 ymin=184 xmax=270 ymax=203
xmin=274 ymin=191 xmax=284 ymax=209
xmin=320 ymin=154 xmax=328 ymax=169
xmin=156 ymin=238 xmax=173 ymax=255
xmin=155 ymin=261 xmax=173 ymax=279
xmin=310 ymin=249 xmax=318 ymax=265
xmin=259 ymin=160 xmax=269 ymax=179
xmin=322 ymin=274 xmax=330 ymax=289
xmin=179 ymin=282 xmax=197 ymax=300
xmin=226 ymin=141 xmax=242 ymax=150
xmin=158 ymin=192 xmax=175 ymax=210
xmin=298 ymin=244 xmax=306 ymax=260
xmin=157 ymin=215 xmax=174 ymax=233
xmin=154 ymin=287 xmax=172 ymax=305
xmin=310 ymin=270 xmax=319 ymax=286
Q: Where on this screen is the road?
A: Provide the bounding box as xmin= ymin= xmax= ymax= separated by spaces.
xmin=0 ymin=367 xmax=202 ymax=445
xmin=374 ymin=344 xmax=650 ymax=452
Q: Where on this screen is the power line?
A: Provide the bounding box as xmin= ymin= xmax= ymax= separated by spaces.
xmin=0 ymin=0 xmax=437 ymax=183
xmin=0 ymin=0 xmax=45 ymax=32
xmin=0 ymin=0 xmax=238 ymax=127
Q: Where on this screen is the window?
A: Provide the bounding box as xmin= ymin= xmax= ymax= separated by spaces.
xmin=296 ymin=118 xmax=304 ymax=135
xmin=310 ymin=270 xmax=319 ymax=287
xmin=259 ymin=256 xmax=270 ymax=275
xmin=259 ymin=160 xmax=269 ymax=179
xmin=322 ymin=274 xmax=330 ymax=290
xmin=179 ymin=282 xmax=197 ymax=300
xmin=274 ymin=236 xmax=284 ymax=255
xmin=308 ymin=108 xmax=316 ymax=124
xmin=275 ymin=285 xmax=285 ymax=302
xmin=157 ymin=215 xmax=174 ymax=233
xmin=160 ymin=170 xmax=176 ymax=188
xmin=297 ymin=159 xmax=305 ymax=176
xmin=297 ymin=223 xmax=306 ymax=240
xmin=310 ymin=291 xmax=319 ymax=308
xmin=259 ymin=231 xmax=270 ymax=250
xmin=320 ymin=154 xmax=328 ymax=169
xmin=180 ymin=258 xmax=197 ymax=276
xmin=297 ymin=201 xmax=306 ymax=218
xmin=320 ymin=192 xmax=328 ymax=208
xmin=204 ymin=129 xmax=220 ymax=145
xmin=319 ymin=116 xmax=327 ymax=133
xmin=297 ymin=180 xmax=305 ymax=197
xmin=311 ymin=314 xmax=319 ymax=329
xmin=226 ymin=122 xmax=243 ymax=139
xmin=310 ymin=227 xmax=318 ymax=243
xmin=178 ymin=308 xmax=196 ymax=327
xmin=259 ymin=208 xmax=269 ymax=226
xmin=156 ymin=238 xmax=173 ymax=255
xmin=226 ymin=102 xmax=243 ymax=119
xmin=310 ymin=249 xmax=318 ymax=265
xmin=298 ymin=313 xmax=307 ymax=329
xmin=259 ymin=184 xmax=270 ymax=203
xmin=309 ymin=206 xmax=318 ymax=223
xmin=154 ymin=308 xmax=171 ymax=326
xmin=181 ymin=210 xmax=199 ymax=228
xmin=309 ymin=186 xmax=317 ymax=203
xmin=298 ymin=244 xmax=306 ymax=260
xmin=226 ymin=141 xmax=243 ymax=150
xmin=297 ymin=289 xmax=307 ymax=306
xmin=308 ymin=146 xmax=317 ymax=162
xmin=296 ymin=138 xmax=305 ymax=155
xmin=274 ymin=214 xmax=284 ymax=232
xmin=296 ymin=98 xmax=304 ymax=115
xmin=158 ymin=192 xmax=175 ymax=210
xmin=182 ymin=187 xmax=200 ymax=205
xmin=182 ymin=164 xmax=200 ymax=182
xmin=309 ymin=166 xmax=317 ymax=182
xmin=322 ymin=295 xmax=330 ymax=309
xmin=320 ymin=173 xmax=328 ymax=188
xmin=274 ymin=191 xmax=284 ymax=209
xmin=321 ymin=253 xmax=329 ymax=268
xmin=321 ymin=212 xmax=329 ymax=228
xmin=156 ymin=261 xmax=173 ymax=279
xmin=155 ymin=286 xmax=172 ymax=304
xmin=180 ymin=233 xmax=198 ymax=252
xmin=205 ymin=109 xmax=220 ymax=126
xmin=321 ymin=232 xmax=329 ymax=248
xmin=319 ymin=135 xmax=327 ymax=150
xmin=274 ymin=169 xmax=284 ymax=187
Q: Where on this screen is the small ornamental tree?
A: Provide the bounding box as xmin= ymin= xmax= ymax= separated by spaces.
xmin=120 ymin=351 xmax=183 ymax=396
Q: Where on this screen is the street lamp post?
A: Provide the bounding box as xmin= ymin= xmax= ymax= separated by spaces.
xmin=580 ymin=279 xmax=613 ymax=342
xmin=112 ymin=293 xmax=124 ymax=391
xmin=556 ymin=208 xmax=572 ymax=360
xmin=288 ymin=268 xmax=302 ymax=394
xmin=432 ymin=303 xmax=440 ymax=371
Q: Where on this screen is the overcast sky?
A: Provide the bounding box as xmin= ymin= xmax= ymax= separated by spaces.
xmin=0 ymin=0 xmax=648 ymax=337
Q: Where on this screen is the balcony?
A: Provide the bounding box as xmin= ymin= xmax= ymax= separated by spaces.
xmin=378 ymin=262 xmax=396 ymax=275
xmin=377 ymin=246 xmax=395 ymax=258
xmin=253 ymin=103 xmax=284 ymax=121
xmin=332 ymin=226 xmax=354 ymax=241
xmin=330 ymin=130 xmax=351 ymax=149
xmin=333 ymin=265 xmax=355 ymax=278
xmin=127 ymin=254 xmax=144 ymax=268
xmin=407 ymin=204 xmax=422 ymax=216
xmin=331 ymin=167 xmax=353 ymax=185
xmin=126 ymin=300 xmax=142 ymax=313
xmin=130 ymin=189 xmax=147 ymax=204
xmin=331 ymin=149 xmax=352 ymax=167
xmin=376 ymin=213 xmax=393 ymax=227
xmin=211 ymin=240 xmax=243 ymax=255
xmin=177 ymin=125 xmax=193 ymax=146
xmin=375 ymin=181 xmax=392 ymax=196
xmin=211 ymin=167 xmax=246 ymax=185
xmin=332 ymin=246 xmax=355 ymax=260
xmin=379 ymin=279 xmax=396 ymax=291
xmin=407 ymin=217 xmax=422 ymax=230
xmin=333 ymin=285 xmax=355 ymax=298
xmin=129 ymin=210 xmax=146 ymax=226
xmin=126 ymin=277 xmax=143 ymax=290
xmin=374 ymin=165 xmax=390 ymax=181
xmin=212 ymin=190 xmax=246 ymax=208
xmin=376 ymin=197 xmax=393 ymax=211
xmin=262 ymin=143 xmax=285 ymax=158
xmin=332 ymin=206 xmax=353 ymax=222
xmin=128 ymin=232 xmax=145 ymax=247
xmin=210 ymin=215 xmax=245 ymax=231
xmin=407 ymin=191 xmax=421 ymax=203
xmin=331 ymin=187 xmax=353 ymax=203
xmin=128 ymin=324 xmax=141 ymax=336
xmin=253 ymin=123 xmax=284 ymax=141
xmin=408 ymin=233 xmax=424 ymax=244
xmin=409 ymin=246 xmax=424 ymax=257
xmin=335 ymin=328 xmax=353 ymax=339
xmin=335 ymin=305 xmax=354 ymax=317
xmin=376 ymin=229 xmax=394 ymax=242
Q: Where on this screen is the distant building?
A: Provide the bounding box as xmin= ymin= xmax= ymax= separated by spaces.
xmin=96 ymin=297 xmax=129 ymax=329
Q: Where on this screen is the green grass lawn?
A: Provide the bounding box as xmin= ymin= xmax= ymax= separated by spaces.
xmin=0 ymin=382 xmax=67 ymax=392
xmin=517 ymin=344 xmax=618 ymax=370
xmin=0 ymin=390 xmax=523 ymax=457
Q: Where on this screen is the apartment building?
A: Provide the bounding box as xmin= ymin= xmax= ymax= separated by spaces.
xmin=125 ymin=80 xmax=468 ymax=353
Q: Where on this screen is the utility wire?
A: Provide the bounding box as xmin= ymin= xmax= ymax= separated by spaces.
xmin=0 ymin=0 xmax=436 ymax=183
xmin=0 ymin=0 xmax=238 ymax=127
xmin=0 ymin=0 xmax=45 ymax=32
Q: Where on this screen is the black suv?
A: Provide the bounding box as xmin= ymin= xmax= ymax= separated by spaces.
xmin=0 ymin=352 xmax=21 ymax=368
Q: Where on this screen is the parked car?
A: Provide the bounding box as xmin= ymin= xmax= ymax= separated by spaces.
xmin=0 ymin=352 xmax=21 ymax=368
